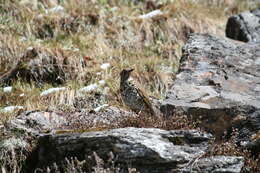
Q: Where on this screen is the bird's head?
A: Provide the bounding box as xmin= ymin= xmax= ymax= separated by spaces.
xmin=120 ymin=68 xmax=134 ymax=82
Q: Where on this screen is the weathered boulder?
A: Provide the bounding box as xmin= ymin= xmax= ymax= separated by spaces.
xmin=3 ymin=107 xmax=134 ymax=172
xmin=226 ymin=8 xmax=260 ymax=42
xmin=30 ymin=127 xmax=215 ymax=172
xmin=161 ymin=33 xmax=260 ymax=142
xmin=24 ymin=127 xmax=246 ymax=173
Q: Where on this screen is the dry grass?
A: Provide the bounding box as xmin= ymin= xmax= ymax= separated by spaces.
xmin=117 ymin=112 xmax=198 ymax=130
xmin=35 ymin=152 xmax=138 ymax=173
xmin=1 ymin=0 xmax=254 ymax=117
xmin=0 ymin=0 xmax=259 ymax=172
xmin=206 ymin=129 xmax=260 ymax=173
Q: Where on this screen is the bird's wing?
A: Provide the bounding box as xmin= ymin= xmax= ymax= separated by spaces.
xmin=135 ymin=87 xmax=156 ymax=116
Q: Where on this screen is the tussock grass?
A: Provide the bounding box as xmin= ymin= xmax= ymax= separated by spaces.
xmin=0 ymin=0 xmax=257 ymax=118
xmin=0 ymin=0 xmax=257 ymax=126
xmin=207 ymin=129 xmax=260 ymax=172
xmin=0 ymin=0 xmax=259 ymax=171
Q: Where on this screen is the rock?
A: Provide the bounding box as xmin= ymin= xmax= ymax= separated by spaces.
xmin=8 ymin=106 xmax=134 ymax=134
xmin=160 ymin=33 xmax=260 ymax=140
xmin=9 ymin=111 xmax=67 ymax=134
xmin=28 ymin=128 xmax=214 ymax=172
xmin=0 ymin=47 xmax=67 ymax=86
xmin=179 ymin=156 xmax=244 ymax=173
xmin=63 ymin=106 xmax=134 ymax=129
xmin=226 ymin=8 xmax=260 ymax=42
xmin=235 ymin=111 xmax=260 ymax=154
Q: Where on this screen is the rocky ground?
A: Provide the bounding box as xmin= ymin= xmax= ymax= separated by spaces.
xmin=0 ymin=0 xmax=260 ymax=173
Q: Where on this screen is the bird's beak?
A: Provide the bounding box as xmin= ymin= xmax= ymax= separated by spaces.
xmin=128 ymin=68 xmax=134 ymax=72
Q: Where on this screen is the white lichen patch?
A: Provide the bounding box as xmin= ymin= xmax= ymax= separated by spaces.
xmin=3 ymin=86 xmax=12 ymax=93
xmin=46 ymin=5 xmax=65 ymax=14
xmin=40 ymin=87 xmax=67 ymax=96
xmin=94 ymin=104 xmax=109 ymax=112
xmin=98 ymin=80 xmax=106 ymax=86
xmin=103 ymin=87 xmax=110 ymax=95
xmin=78 ymin=83 xmax=98 ymax=93
xmin=100 ymin=63 xmax=111 ymax=70
xmin=138 ymin=10 xmax=163 ymax=19
xmin=0 ymin=137 xmax=27 ymax=150
xmin=0 ymin=106 xmax=24 ymax=113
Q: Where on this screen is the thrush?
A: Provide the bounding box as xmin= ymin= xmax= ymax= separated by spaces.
xmin=120 ymin=68 xmax=156 ymax=116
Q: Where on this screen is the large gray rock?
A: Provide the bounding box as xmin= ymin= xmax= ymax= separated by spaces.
xmin=30 ymin=128 xmax=214 ymax=172
xmin=226 ymin=8 xmax=260 ymax=42
xmin=161 ymin=33 xmax=260 ymax=139
xmin=179 ymin=156 xmax=244 ymax=173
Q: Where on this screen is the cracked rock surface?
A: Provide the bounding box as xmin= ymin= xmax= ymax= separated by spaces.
xmin=161 ymin=33 xmax=260 ymax=148
xmin=30 ymin=127 xmax=215 ymax=172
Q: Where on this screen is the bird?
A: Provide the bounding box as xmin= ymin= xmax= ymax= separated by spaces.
xmin=120 ymin=68 xmax=157 ymax=117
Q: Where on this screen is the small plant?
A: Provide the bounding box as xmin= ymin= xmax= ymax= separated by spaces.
xmin=36 ymin=152 xmax=136 ymax=173
xmin=206 ymin=128 xmax=260 ymax=173
xmin=117 ymin=112 xmax=198 ymax=130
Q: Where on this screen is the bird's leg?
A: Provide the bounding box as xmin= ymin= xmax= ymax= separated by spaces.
xmin=137 ymin=104 xmax=145 ymax=115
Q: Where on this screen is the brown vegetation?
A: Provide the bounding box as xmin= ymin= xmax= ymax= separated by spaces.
xmin=0 ymin=0 xmax=259 ymax=172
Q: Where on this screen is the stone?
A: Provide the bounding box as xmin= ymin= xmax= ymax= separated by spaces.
xmin=179 ymin=156 xmax=244 ymax=173
xmin=226 ymin=8 xmax=260 ymax=42
xmin=66 ymin=106 xmax=134 ymax=128
xmin=28 ymin=127 xmax=214 ymax=172
xmin=8 ymin=106 xmax=134 ymax=134
xmin=160 ymin=33 xmax=260 ymax=142
xmin=235 ymin=111 xmax=260 ymax=154
xmin=9 ymin=111 xmax=67 ymax=134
